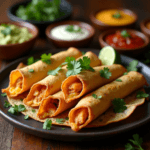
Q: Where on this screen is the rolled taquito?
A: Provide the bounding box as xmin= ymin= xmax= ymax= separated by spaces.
xmin=2 ymin=47 xmax=82 ymax=97
xmin=37 ymin=91 xmax=78 ymax=119
xmin=69 ymin=71 xmax=148 ymax=132
xmin=23 ymin=51 xmax=101 ymax=107
xmin=62 ymin=64 xmax=127 ymax=103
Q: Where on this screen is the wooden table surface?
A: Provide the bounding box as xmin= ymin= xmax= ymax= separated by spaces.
xmin=1 ymin=0 xmax=150 ymax=149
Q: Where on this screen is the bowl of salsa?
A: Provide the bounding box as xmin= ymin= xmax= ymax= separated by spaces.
xmin=99 ymin=29 xmax=149 ymax=56
xmin=90 ymin=8 xmax=137 ymax=31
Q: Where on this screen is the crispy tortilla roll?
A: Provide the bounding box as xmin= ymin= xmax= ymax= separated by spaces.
xmin=2 ymin=47 xmax=82 ymax=97
xmin=37 ymin=91 xmax=78 ymax=118
xmin=62 ymin=64 xmax=127 ymax=103
xmin=23 ymin=51 xmax=101 ymax=107
xmin=69 ymin=71 xmax=148 ymax=132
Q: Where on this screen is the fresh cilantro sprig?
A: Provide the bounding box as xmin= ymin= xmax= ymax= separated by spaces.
xmin=28 ymin=69 xmax=34 ymax=73
xmin=65 ymin=25 xmax=82 ymax=33
xmin=41 ymin=53 xmax=52 ymax=64
xmin=4 ymin=101 xmax=11 ymax=108
xmin=136 ymin=91 xmax=149 ymax=98
xmin=43 ymin=119 xmax=52 ymax=130
xmin=125 ymin=134 xmax=144 ymax=150
xmin=127 ymin=60 xmax=138 ymax=72
xmin=24 ymin=115 xmax=29 ymax=120
xmin=56 ymin=118 xmax=64 ymax=124
xmin=27 ymin=56 xmax=39 ymax=65
xmin=99 ymin=67 xmax=112 ymax=79
xmin=92 ymin=94 xmax=102 ymax=99
xmin=116 ymin=79 xmax=122 ymax=82
xmin=47 ymin=66 xmax=62 ymax=76
xmin=121 ymin=30 xmax=131 ymax=38
xmin=8 ymin=104 xmax=26 ymax=115
xmin=112 ymin=98 xmax=127 ymax=113
xmin=66 ymin=56 xmax=95 ymax=77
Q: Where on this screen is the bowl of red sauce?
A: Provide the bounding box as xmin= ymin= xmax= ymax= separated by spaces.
xmin=99 ymin=29 xmax=149 ymax=56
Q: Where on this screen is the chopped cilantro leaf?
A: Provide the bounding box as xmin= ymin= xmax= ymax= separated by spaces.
xmin=112 ymin=11 xmax=121 ymax=18
xmin=28 ymin=69 xmax=34 ymax=73
xmin=92 ymin=94 xmax=102 ymax=99
xmin=136 ymin=91 xmax=149 ymax=98
xmin=82 ymin=51 xmax=86 ymax=55
xmin=8 ymin=104 xmax=26 ymax=115
xmin=32 ymin=109 xmax=35 ymax=113
xmin=62 ymin=128 xmax=65 ymax=130
xmin=1 ymin=93 xmax=7 ymax=97
xmin=4 ymin=101 xmax=11 ymax=108
xmin=47 ymin=66 xmax=62 ymax=76
xmin=116 ymin=79 xmax=122 ymax=82
xmin=41 ymin=53 xmax=52 ymax=64
xmin=127 ymin=60 xmax=138 ymax=72
xmin=125 ymin=134 xmax=144 ymax=150
xmin=66 ymin=60 xmax=82 ymax=77
xmin=56 ymin=118 xmax=64 ymax=124
xmin=78 ymin=56 xmax=95 ymax=72
xmin=121 ymin=30 xmax=131 ymax=38
xmin=65 ymin=25 xmax=82 ymax=33
xmin=24 ymin=115 xmax=29 ymax=120
xmin=43 ymin=119 xmax=52 ymax=130
xmin=99 ymin=67 xmax=112 ymax=79
xmin=124 ymin=72 xmax=128 ymax=75
xmin=112 ymin=98 xmax=127 ymax=113
xmin=27 ymin=57 xmax=40 ymax=65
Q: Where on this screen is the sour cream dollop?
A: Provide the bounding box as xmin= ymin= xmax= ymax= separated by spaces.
xmin=50 ymin=25 xmax=89 ymax=41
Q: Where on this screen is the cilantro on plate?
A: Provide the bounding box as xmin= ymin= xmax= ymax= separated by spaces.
xmin=99 ymin=67 xmax=112 ymax=79
xmin=4 ymin=101 xmax=11 ymax=108
xmin=8 ymin=104 xmax=26 ymax=115
xmin=47 ymin=66 xmax=62 ymax=76
xmin=24 ymin=115 xmax=29 ymax=120
xmin=27 ymin=56 xmax=39 ymax=65
xmin=116 ymin=79 xmax=122 ymax=82
xmin=1 ymin=93 xmax=7 ymax=97
xmin=28 ymin=69 xmax=34 ymax=73
xmin=43 ymin=119 xmax=52 ymax=130
xmin=92 ymin=94 xmax=102 ymax=99
xmin=41 ymin=53 xmax=52 ymax=64
xmin=125 ymin=134 xmax=144 ymax=150
xmin=136 ymin=91 xmax=149 ymax=98
xmin=127 ymin=60 xmax=138 ymax=72
xmin=112 ymin=98 xmax=127 ymax=113
xmin=56 ymin=118 xmax=64 ymax=124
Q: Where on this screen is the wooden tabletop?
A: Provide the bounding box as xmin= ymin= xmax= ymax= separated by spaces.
xmin=1 ymin=0 xmax=150 ymax=149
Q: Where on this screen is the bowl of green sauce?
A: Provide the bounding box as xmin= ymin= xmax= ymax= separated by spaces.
xmin=7 ymin=0 xmax=72 ymax=36
xmin=0 ymin=21 xmax=39 ymax=60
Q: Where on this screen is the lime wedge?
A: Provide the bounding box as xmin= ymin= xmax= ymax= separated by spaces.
xmin=99 ymin=46 xmax=121 ymax=65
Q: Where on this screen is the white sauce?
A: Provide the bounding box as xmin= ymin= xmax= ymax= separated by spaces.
xmin=50 ymin=25 xmax=89 ymax=41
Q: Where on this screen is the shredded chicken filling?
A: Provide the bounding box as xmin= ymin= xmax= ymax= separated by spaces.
xmin=68 ymin=81 xmax=82 ymax=98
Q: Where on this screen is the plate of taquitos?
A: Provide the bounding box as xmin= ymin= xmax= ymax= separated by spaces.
xmin=0 ymin=47 xmax=150 ymax=141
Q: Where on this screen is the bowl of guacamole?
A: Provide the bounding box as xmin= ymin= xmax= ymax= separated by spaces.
xmin=0 ymin=21 xmax=38 ymax=60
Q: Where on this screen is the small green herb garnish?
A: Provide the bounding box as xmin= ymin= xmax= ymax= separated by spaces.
xmin=112 ymin=98 xmax=127 ymax=113
xmin=127 ymin=60 xmax=138 ymax=72
xmin=56 ymin=118 xmax=64 ymax=124
xmin=43 ymin=119 xmax=52 ymax=130
xmin=61 ymin=57 xmax=76 ymax=66
xmin=116 ymin=79 xmax=122 ymax=82
xmin=32 ymin=109 xmax=35 ymax=113
xmin=28 ymin=69 xmax=34 ymax=73
xmin=112 ymin=11 xmax=121 ymax=18
xmin=1 ymin=93 xmax=7 ymax=97
xmin=136 ymin=91 xmax=149 ymax=98
xmin=47 ymin=66 xmax=62 ymax=76
xmin=65 ymin=25 xmax=82 ymax=33
xmin=65 ymin=117 xmax=69 ymax=120
xmin=1 ymin=26 xmax=12 ymax=36
xmin=125 ymin=134 xmax=144 ymax=150
xmin=82 ymin=51 xmax=86 ymax=55
xmin=24 ymin=115 xmax=29 ymax=120
xmin=20 ymin=99 xmax=23 ymax=101
xmin=92 ymin=94 xmax=102 ymax=99
xmin=99 ymin=67 xmax=112 ymax=79
xmin=27 ymin=57 xmax=39 ymax=65
xmin=62 ymin=128 xmax=65 ymax=130
xmin=41 ymin=53 xmax=52 ymax=64
xmin=8 ymin=104 xmax=26 ymax=115
xmin=121 ymin=30 xmax=131 ymax=38
xmin=124 ymin=72 xmax=128 ymax=75
xmin=4 ymin=101 xmax=11 ymax=108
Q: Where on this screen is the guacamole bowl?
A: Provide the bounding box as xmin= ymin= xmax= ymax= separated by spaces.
xmin=0 ymin=21 xmax=38 ymax=60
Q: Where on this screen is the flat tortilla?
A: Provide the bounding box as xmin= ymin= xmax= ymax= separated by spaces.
xmin=7 ymin=88 xmax=146 ymax=128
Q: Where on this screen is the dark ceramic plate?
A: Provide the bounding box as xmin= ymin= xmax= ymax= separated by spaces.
xmin=0 ymin=49 xmax=150 ymax=141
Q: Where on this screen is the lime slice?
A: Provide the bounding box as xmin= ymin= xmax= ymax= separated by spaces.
xmin=99 ymin=46 xmax=121 ymax=65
